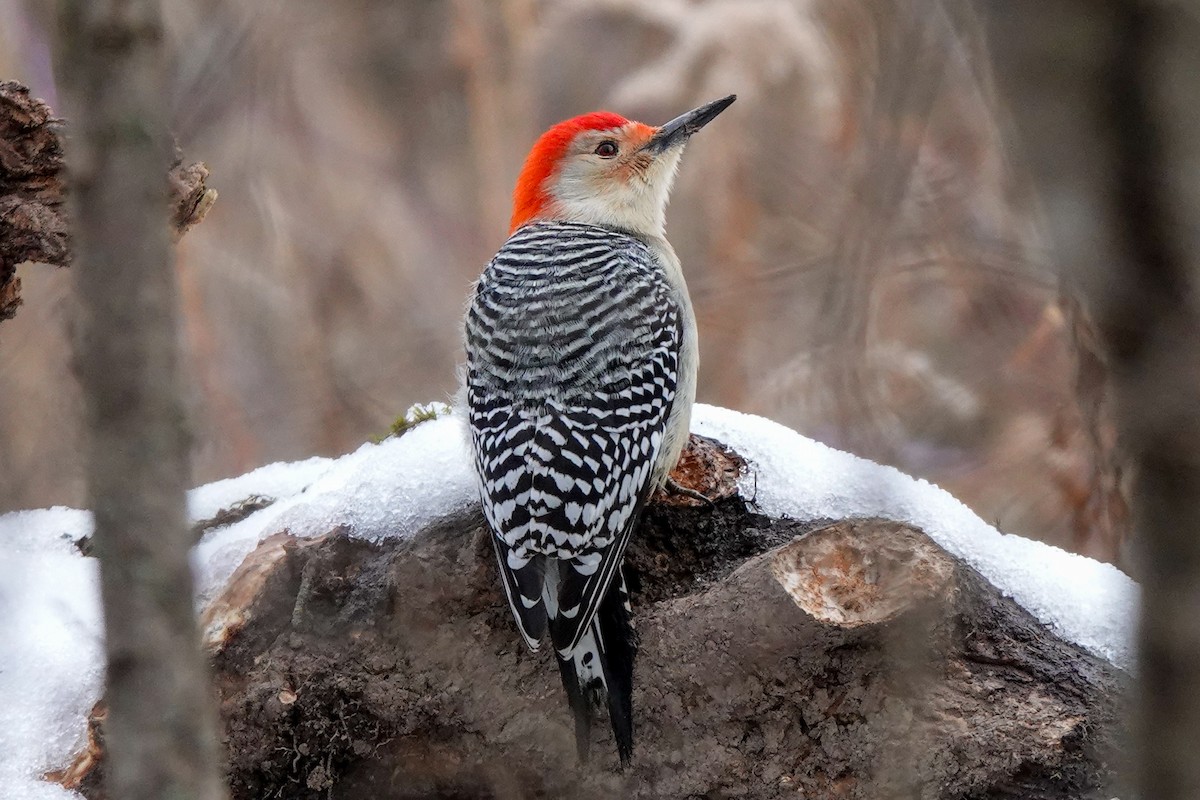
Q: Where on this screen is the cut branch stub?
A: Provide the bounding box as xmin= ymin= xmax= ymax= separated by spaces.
xmin=653 ymin=432 xmax=746 ymax=507
xmin=772 ymin=519 xmax=956 ymax=627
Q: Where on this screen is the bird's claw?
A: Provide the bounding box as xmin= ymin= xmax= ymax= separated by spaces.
xmin=663 ymin=476 xmax=715 ymax=509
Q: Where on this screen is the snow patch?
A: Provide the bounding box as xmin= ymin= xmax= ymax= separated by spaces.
xmin=0 ymin=544 xmax=102 ymax=799
xmin=0 ymin=508 xmax=93 ymax=553
xmin=192 ymin=411 xmax=475 ymax=602
xmin=187 ymin=455 xmax=335 ymax=523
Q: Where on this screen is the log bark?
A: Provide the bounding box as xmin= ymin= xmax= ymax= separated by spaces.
xmin=62 ymin=436 xmax=1128 ymax=800
xmin=0 ymin=79 xmax=214 ymax=324
xmin=0 ymin=81 xmax=67 ymax=321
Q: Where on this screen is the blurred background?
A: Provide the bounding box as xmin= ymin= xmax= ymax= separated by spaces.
xmin=0 ymin=0 xmax=1128 ymax=565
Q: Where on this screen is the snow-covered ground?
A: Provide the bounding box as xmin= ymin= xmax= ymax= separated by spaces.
xmin=0 ymin=404 xmax=1138 ymax=799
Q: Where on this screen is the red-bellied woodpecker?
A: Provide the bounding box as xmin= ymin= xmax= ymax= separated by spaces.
xmin=463 ymin=95 xmax=735 ymax=765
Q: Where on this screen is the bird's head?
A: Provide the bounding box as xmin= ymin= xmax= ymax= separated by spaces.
xmin=509 ymin=95 xmax=736 ymax=238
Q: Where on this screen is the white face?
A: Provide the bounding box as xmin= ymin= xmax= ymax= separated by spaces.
xmin=545 ymin=125 xmax=686 ymax=238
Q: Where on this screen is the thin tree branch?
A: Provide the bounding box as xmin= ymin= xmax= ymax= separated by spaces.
xmin=53 ymin=2 xmax=227 ymax=798
xmin=980 ymin=0 xmax=1200 ymax=795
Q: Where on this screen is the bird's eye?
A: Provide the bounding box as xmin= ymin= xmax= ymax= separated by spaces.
xmin=594 ymin=141 xmax=619 ymax=158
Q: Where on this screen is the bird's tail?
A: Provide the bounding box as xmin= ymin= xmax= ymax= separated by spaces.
xmin=554 ymin=569 xmax=638 ymax=766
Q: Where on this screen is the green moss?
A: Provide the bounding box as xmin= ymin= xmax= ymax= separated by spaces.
xmin=372 ymin=401 xmax=451 ymax=443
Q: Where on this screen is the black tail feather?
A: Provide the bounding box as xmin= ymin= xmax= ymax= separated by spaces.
xmin=555 ymin=644 xmax=595 ymax=762
xmin=554 ymin=570 xmax=639 ymax=767
xmin=598 ymin=570 xmax=638 ymax=765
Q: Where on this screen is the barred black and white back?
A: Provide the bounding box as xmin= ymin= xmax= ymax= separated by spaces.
xmin=465 ymin=221 xmax=683 ymax=762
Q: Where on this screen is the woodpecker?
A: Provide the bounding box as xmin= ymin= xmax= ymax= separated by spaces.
xmin=463 ymin=95 xmax=735 ymax=765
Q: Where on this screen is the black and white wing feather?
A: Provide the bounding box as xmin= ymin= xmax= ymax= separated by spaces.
xmin=465 ymin=221 xmax=681 ymax=656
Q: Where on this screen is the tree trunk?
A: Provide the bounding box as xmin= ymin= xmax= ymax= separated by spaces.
xmin=53 ymin=4 xmax=226 ymax=799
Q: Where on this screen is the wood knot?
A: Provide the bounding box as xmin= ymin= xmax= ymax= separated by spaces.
xmin=770 ymin=519 xmax=954 ymax=627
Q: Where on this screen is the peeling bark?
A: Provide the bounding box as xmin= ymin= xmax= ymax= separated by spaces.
xmin=0 ymin=79 xmax=215 ymax=323
xmin=62 ymin=436 xmax=1127 ymax=800
xmin=0 ymin=81 xmax=65 ymax=322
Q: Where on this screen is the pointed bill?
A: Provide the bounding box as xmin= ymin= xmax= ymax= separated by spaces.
xmin=643 ymin=94 xmax=736 ymax=153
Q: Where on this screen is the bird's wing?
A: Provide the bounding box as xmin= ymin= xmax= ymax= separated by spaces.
xmin=540 ymin=382 xmax=676 ymax=657
xmin=469 ymin=394 xmax=548 ymax=651
xmin=465 ymin=222 xmax=682 ymax=656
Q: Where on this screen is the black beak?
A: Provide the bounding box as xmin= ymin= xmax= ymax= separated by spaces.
xmin=643 ymin=94 xmax=736 ymax=154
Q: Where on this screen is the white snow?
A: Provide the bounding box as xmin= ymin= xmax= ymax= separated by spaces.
xmin=187 ymin=455 xmax=335 ymax=523
xmin=0 ymin=402 xmax=1137 ymax=797
xmin=191 ymin=408 xmax=475 ymax=603
xmin=0 ymin=517 xmax=103 ymax=800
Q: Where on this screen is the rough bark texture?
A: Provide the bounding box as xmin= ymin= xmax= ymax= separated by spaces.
xmin=0 ymin=79 xmax=214 ymax=324
xmin=54 ymin=3 xmax=226 ymax=800
xmin=981 ymin=2 xmax=1200 ymax=796
xmin=61 ymin=435 xmax=1127 ymax=800
xmin=0 ymin=81 xmax=66 ymax=322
